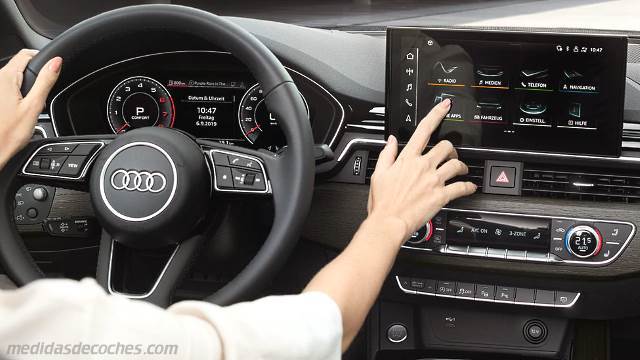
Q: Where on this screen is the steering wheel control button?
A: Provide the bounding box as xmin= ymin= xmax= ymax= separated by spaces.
xmin=232 ymin=168 xmax=266 ymax=191
xmin=523 ymin=320 xmax=548 ymax=344
xmin=215 ymin=166 xmax=234 ymax=189
xmin=387 ymin=324 xmax=408 ymax=343
xmin=534 ymin=290 xmax=555 ymax=305
xmin=44 ymin=156 xmax=66 ymax=174
xmin=59 ymin=156 xmax=88 ymax=177
xmin=495 ymin=287 xmax=515 ymax=302
xmin=565 ymin=225 xmax=602 ymax=258
xmin=23 ymin=142 xmax=105 ymax=179
xmin=211 ymin=152 xmax=230 ymax=166
xmin=72 ymin=144 xmax=100 ymax=156
xmin=40 ymin=144 xmax=77 ymax=154
xmin=228 ymin=155 xmax=260 ymax=170
xmin=209 ymin=150 xmax=269 ymax=193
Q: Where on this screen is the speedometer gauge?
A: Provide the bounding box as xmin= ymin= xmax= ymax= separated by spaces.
xmin=107 ymin=76 xmax=175 ymax=134
xmin=237 ymin=83 xmax=308 ymax=152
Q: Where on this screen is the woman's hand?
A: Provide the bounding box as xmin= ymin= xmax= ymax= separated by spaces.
xmin=0 ymin=50 xmax=62 ymax=170
xmin=367 ymin=99 xmax=477 ymax=243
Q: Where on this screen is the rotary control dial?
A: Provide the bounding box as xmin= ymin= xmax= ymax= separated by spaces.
xmin=565 ymin=225 xmax=602 ymax=258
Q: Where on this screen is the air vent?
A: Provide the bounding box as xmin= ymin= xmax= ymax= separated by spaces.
xmin=346 ymin=107 xmax=385 ymax=133
xmin=365 ymin=149 xmax=484 ymax=188
xmin=522 ymin=164 xmax=640 ymax=203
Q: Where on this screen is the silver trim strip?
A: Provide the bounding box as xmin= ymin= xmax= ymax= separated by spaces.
xmin=401 ymin=207 xmax=636 ymax=266
xmin=395 ymin=276 xmax=580 ymax=308
xmin=107 ymin=239 xmax=179 ymax=299
xmin=337 ymin=136 xmax=640 ymax=164
xmin=49 ymin=50 xmax=346 ymax=148
xmin=337 ymin=138 xmax=387 ymax=162
xmin=99 ymin=142 xmax=178 ymax=222
xmin=345 ymin=124 xmax=385 ymax=131
xmin=207 ymin=149 xmax=271 ymax=194
xmin=21 ymin=141 xmax=105 ymax=180
xmin=33 ymin=126 xmax=48 ymax=139
xmin=369 ymin=107 xmax=385 ymax=116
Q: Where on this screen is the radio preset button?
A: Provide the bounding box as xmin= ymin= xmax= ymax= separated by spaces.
xmin=565 ymin=225 xmax=602 ymax=259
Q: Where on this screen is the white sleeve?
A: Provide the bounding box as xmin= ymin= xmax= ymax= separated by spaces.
xmin=0 ymin=278 xmax=342 ymax=360
xmin=169 ymin=291 xmax=343 ymax=360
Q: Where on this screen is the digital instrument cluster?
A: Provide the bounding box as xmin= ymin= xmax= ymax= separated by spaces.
xmin=386 ymin=28 xmax=628 ymax=156
xmin=106 ymin=75 xmax=308 ymax=152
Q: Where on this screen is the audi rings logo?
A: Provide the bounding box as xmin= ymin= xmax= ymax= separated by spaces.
xmin=110 ymin=169 xmax=167 ymax=193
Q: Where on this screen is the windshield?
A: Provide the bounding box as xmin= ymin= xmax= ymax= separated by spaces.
xmin=16 ymin=0 xmax=640 ymax=37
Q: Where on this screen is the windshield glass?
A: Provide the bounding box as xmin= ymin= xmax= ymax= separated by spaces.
xmin=17 ymin=0 xmax=640 ymax=37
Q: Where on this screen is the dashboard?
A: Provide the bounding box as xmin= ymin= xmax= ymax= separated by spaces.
xmin=8 ymin=6 xmax=640 ymax=358
xmin=49 ymin=51 xmax=344 ymax=152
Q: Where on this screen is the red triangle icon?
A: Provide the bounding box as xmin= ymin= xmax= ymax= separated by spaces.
xmin=495 ymin=170 xmax=510 ymax=184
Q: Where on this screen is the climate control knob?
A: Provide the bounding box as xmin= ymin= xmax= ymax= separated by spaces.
xmin=406 ymin=220 xmax=433 ymax=245
xmin=565 ymin=225 xmax=602 ymax=258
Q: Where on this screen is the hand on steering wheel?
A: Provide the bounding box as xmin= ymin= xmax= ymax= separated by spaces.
xmin=0 ymin=50 xmax=61 ymax=170
xmin=0 ymin=5 xmax=314 ymax=308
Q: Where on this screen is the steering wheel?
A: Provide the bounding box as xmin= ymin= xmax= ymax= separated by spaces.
xmin=0 ymin=5 xmax=314 ymax=307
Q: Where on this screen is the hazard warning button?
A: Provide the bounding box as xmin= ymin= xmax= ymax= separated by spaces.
xmin=489 ymin=166 xmax=516 ymax=188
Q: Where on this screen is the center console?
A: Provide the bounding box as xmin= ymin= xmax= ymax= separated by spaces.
xmin=364 ymin=27 xmax=635 ymax=360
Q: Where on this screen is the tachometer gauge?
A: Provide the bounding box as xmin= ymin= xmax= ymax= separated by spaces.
xmin=237 ymin=83 xmax=308 ymax=152
xmin=107 ymin=76 xmax=175 ymax=134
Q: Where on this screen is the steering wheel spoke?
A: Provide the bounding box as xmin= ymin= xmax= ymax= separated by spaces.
xmin=199 ymin=141 xmax=279 ymax=196
xmin=19 ymin=138 xmax=111 ymax=188
xmin=96 ymin=230 xmax=205 ymax=307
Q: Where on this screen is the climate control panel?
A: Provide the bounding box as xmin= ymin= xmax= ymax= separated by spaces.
xmin=403 ymin=209 xmax=635 ymax=266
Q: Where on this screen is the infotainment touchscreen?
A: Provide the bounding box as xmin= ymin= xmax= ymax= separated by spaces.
xmin=386 ymin=28 xmax=628 ymax=156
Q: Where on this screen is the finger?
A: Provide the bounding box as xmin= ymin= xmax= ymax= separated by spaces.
xmin=375 ymin=135 xmax=398 ymax=172
xmin=443 ymin=181 xmax=477 ymax=203
xmin=23 ymin=57 xmax=62 ymax=116
xmin=400 ymin=98 xmax=451 ymax=157
xmin=424 ymin=139 xmax=457 ymax=166
xmin=436 ymin=158 xmax=468 ymax=181
xmin=3 ymin=49 xmax=38 ymax=74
